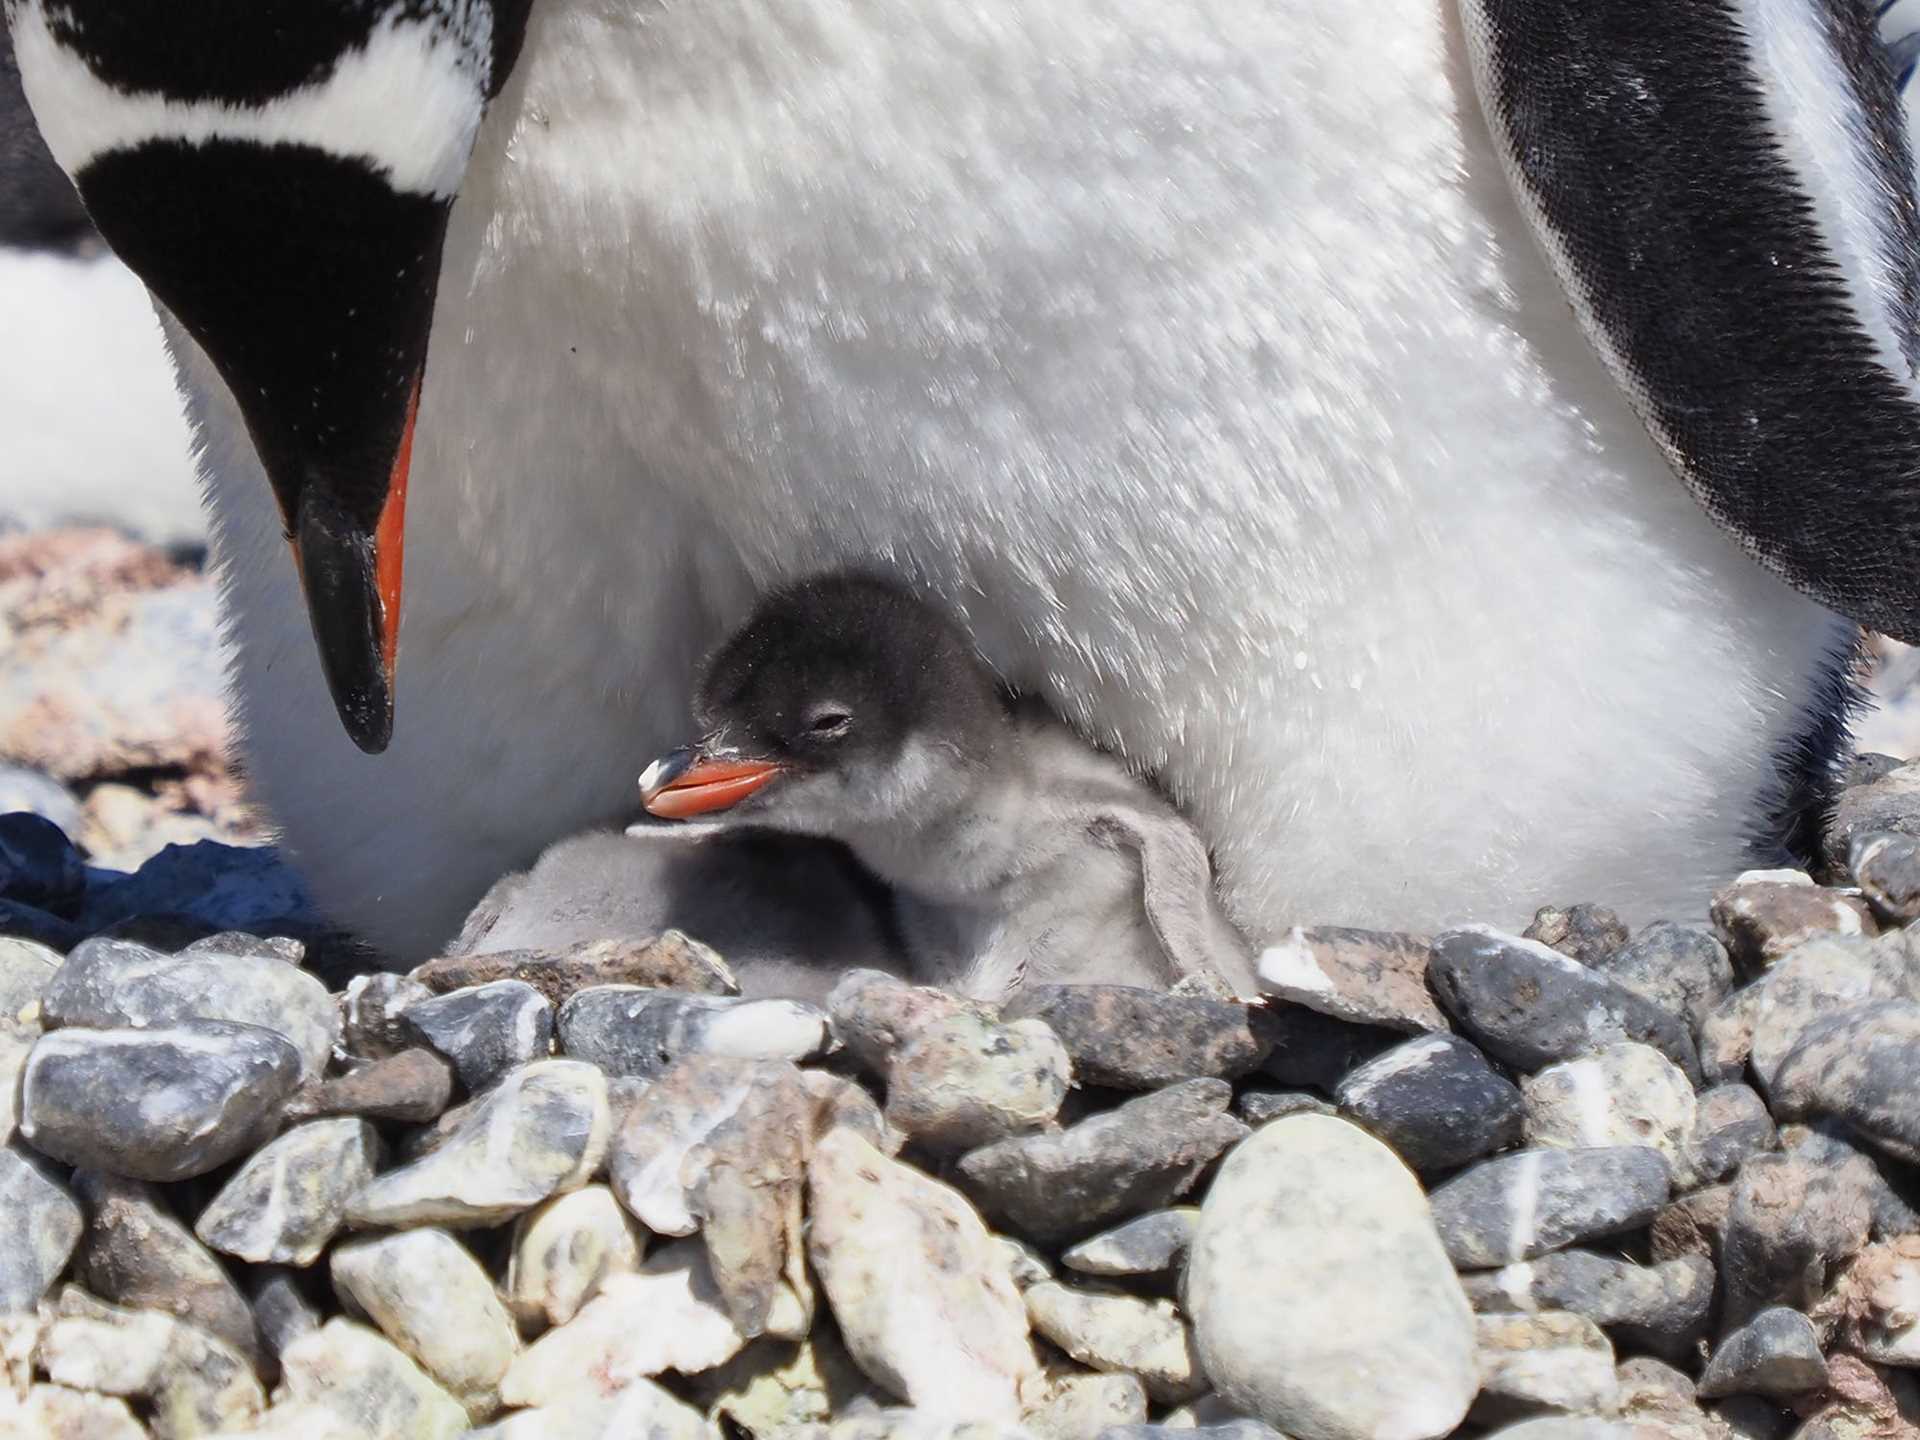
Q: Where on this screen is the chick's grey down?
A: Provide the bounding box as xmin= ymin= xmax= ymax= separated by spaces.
xmin=649 ymin=573 xmax=1259 ymax=1001
xmin=10 ymin=0 xmax=1920 ymax=959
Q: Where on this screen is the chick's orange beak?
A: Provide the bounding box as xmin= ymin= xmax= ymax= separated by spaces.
xmin=640 ymin=749 xmax=783 ymax=819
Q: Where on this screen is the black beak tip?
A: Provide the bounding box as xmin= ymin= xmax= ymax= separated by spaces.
xmin=337 ymin=685 xmax=394 ymax=755
xmin=294 ymin=492 xmax=395 ymax=757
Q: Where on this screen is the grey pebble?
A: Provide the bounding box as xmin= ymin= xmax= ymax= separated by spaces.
xmin=883 ymin=1011 xmax=1070 ymax=1153
xmin=558 ymin=987 xmax=831 ymax=1078
xmin=1061 ymin=1208 xmax=1200 ymax=1279
xmin=1588 ymin=922 xmax=1732 ymax=1036
xmin=1427 ymin=927 xmax=1701 ymax=1082
xmin=1720 ymin=1154 xmax=1870 ymax=1329
xmin=1778 ymin=1124 xmax=1920 ymax=1239
xmin=341 ymin=972 xmax=435 ymax=1059
xmin=401 ymin=979 xmax=552 ymax=1092
xmin=287 ymin=1047 xmax=456 ymax=1126
xmin=1522 ymin=904 xmax=1629 ymax=965
xmin=1767 ymin=1000 xmax=1920 ymax=1163
xmin=0 ymin=934 xmax=60 ymax=1032
xmin=1335 ymin=1032 xmax=1524 ymax=1174
xmin=21 ymin=1020 xmax=302 ymax=1181
xmin=956 ymin=1078 xmax=1248 ymax=1243
xmin=826 ymin=969 xmax=986 ymax=1076
xmin=1236 ymin=1090 xmax=1337 ymax=1124
xmin=1001 ymin=984 xmax=1270 ymax=1088
xmin=0 ymin=1141 xmax=81 ymax=1311
xmin=196 ymin=1118 xmax=381 ymax=1265
xmin=1709 ymin=874 xmax=1874 ymax=978
xmin=249 ymin=1268 xmax=322 ymax=1366
xmin=1676 ymin=1086 xmax=1776 ymax=1192
xmin=1427 ymin=1146 xmax=1672 ymax=1267
xmin=1696 ymin=1307 xmax=1828 ymax=1400
xmin=42 ymin=933 xmax=336 ymax=1080
xmin=1851 ymin=832 xmax=1920 ymax=923
xmin=1460 ymin=1249 xmax=1714 ymax=1363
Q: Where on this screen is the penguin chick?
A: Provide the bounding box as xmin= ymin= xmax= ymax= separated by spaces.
xmin=639 ymin=572 xmax=1257 ymax=1001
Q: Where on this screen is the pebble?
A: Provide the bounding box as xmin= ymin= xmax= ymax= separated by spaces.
xmin=687 ymin=1327 xmax=873 ymax=1435
xmin=499 ymin=1241 xmax=751 ymax=1406
xmin=1470 ymin=1311 xmax=1618 ymax=1426
xmin=400 ymin=979 xmax=552 ymax=1092
xmin=0 ymin=1142 xmax=80 ymax=1311
xmin=42 ymin=933 xmax=337 ymax=1079
xmin=1742 ymin=945 xmax=1895 ymax=1092
xmin=0 ymin=811 xmax=84 ymax=916
xmin=1427 ymin=1147 xmax=1672 ymax=1267
xmin=1023 ymin=1281 xmax=1204 ymax=1403
xmin=1522 ymin=905 xmax=1629 ymax=965
xmin=1675 ymin=1086 xmax=1776 ymax=1191
xmin=39 ymin=1285 xmax=266 ymax=1439
xmin=1709 ymin=873 xmax=1874 ymax=976
xmin=1829 ymin=757 xmax=1920 ymax=861
xmin=196 ymin=1118 xmax=380 ymax=1265
xmin=1478 ymin=1424 xmax=1638 ymax=1440
xmin=1001 ymin=985 xmax=1270 ymax=1088
xmin=347 ymin=1059 xmax=609 ymax=1228
xmin=1588 ymin=923 xmax=1733 ymax=1033
xmin=1521 ymin=1043 xmax=1697 ymax=1170
xmin=1850 ymin=832 xmax=1920 ymax=922
xmin=1427 ymin=928 xmax=1701 ymax=1082
xmin=956 ymin=1079 xmax=1249 ymax=1243
xmin=21 ymin=1019 xmax=302 ymax=1181
xmin=1236 ymin=1090 xmax=1337 ymax=1124
xmin=0 ymin=934 xmax=59 ymax=1032
xmin=1651 ymin=1186 xmax=1732 ymax=1266
xmin=691 ymin=1061 xmax=814 ymax=1338
xmin=558 ymin=987 xmax=831 ymax=1077
xmin=1459 ymin=1251 xmax=1715 ymax=1362
xmin=0 ymin=1030 xmax=28 ymax=1143
xmin=1062 ymin=1208 xmax=1199 ymax=1278
xmin=470 ymin=1378 xmax=717 ymax=1440
xmin=285 ymin=1047 xmax=456 ymax=1125
xmin=827 ymin=969 xmax=988 ymax=1076
xmin=331 ymin=1228 xmax=520 ymax=1421
xmin=1766 ymin=1000 xmax=1920 ymax=1161
xmin=1696 ymin=1308 xmax=1827 ymax=1400
xmin=1023 ymin=1371 xmax=1148 ymax=1440
xmin=1820 ymin=1235 xmax=1920 ymax=1365
xmin=1780 ymin=1124 xmax=1920 ymax=1239
xmin=505 ymin=1184 xmax=643 ymax=1329
xmin=1334 ymin=1033 xmax=1525 ymax=1174
xmin=277 ymin=1318 xmax=469 ymax=1440
xmin=807 ymin=1128 xmax=1037 ymax=1417
xmin=883 ymin=1011 xmax=1070 ymax=1152
xmin=414 ymin=930 xmax=739 ymax=1005
xmin=1720 ymin=1154 xmax=1870 ymax=1328
xmin=610 ymin=1055 xmax=795 ymax=1236
xmin=804 ymin=1068 xmax=898 ymax=1154
xmin=1187 ymin=1114 xmax=1477 ymax=1440
xmin=1254 ymin=927 xmax=1447 ymax=1034
xmin=250 ymin=1268 xmax=322 ymax=1365
xmin=70 ymin=1170 xmax=259 ymax=1365
xmin=1 ymin=1384 xmax=147 ymax=1439
xmin=1254 ymin=1007 xmax=1403 ymax=1091
xmin=340 ymin=973 xmax=434 ymax=1059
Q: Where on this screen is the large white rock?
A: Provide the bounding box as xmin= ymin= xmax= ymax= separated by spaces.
xmin=505 ymin=1185 xmax=645 ymax=1329
xmin=1187 ymin=1114 xmax=1477 ymax=1440
xmin=277 ymin=1319 xmax=468 ymax=1440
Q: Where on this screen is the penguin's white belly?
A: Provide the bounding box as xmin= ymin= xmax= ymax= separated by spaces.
xmin=187 ymin=0 xmax=1849 ymax=960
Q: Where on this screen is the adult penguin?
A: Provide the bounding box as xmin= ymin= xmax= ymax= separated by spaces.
xmin=8 ymin=0 xmax=1919 ymax=958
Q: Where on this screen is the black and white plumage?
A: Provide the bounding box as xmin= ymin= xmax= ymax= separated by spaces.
xmin=640 ymin=574 xmax=1259 ymax=1000
xmin=8 ymin=0 xmax=1920 ymax=958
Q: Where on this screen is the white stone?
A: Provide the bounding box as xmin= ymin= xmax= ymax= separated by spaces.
xmin=1023 ymin=1282 xmax=1204 ymax=1403
xmin=278 ymin=1319 xmax=468 ymax=1440
xmin=1521 ymin=1044 xmax=1696 ymax=1170
xmin=506 ymin=1185 xmax=645 ymax=1329
xmin=464 ymin=1378 xmax=717 ymax=1439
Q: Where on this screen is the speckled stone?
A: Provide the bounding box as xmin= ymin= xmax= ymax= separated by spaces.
xmin=610 ymin=1055 xmax=796 ymax=1237
xmin=504 ymin=1185 xmax=643 ymax=1329
xmin=1522 ymin=906 xmax=1629 ymax=966
xmin=1002 ymin=985 xmax=1270 ymax=1088
xmin=1187 ymin=1114 xmax=1476 ymax=1440
xmin=1254 ymin=928 xmax=1446 ymax=1034
xmin=558 ymin=987 xmax=831 ymax=1077
xmin=956 ymin=1079 xmax=1248 ymax=1244
xmin=21 ymin=1020 xmax=302 ymax=1181
xmin=339 ymin=974 xmax=434 ymax=1059
xmin=1850 ymin=833 xmax=1920 ymax=923
xmin=1766 ymin=1001 xmax=1920 ymax=1162
xmin=413 ymin=931 xmax=739 ymax=1005
xmin=0 ymin=935 xmax=60 ymax=1033
xmin=808 ymin=1128 xmax=1037 ymax=1417
xmin=827 ymin=970 xmax=990 ymax=1077
xmin=1522 ymin=1043 xmax=1697 ymax=1170
xmin=41 ymin=933 xmax=336 ymax=1079
xmin=1720 ymin=1154 xmax=1870 ymax=1329
xmin=1459 ymin=1250 xmax=1715 ymax=1363
xmin=1697 ymin=1308 xmax=1827 ymax=1400
xmin=1470 ymin=1311 xmax=1617 ymax=1426
xmin=196 ymin=1119 xmax=380 ymax=1265
xmin=1427 ymin=928 xmax=1700 ymax=1083
xmin=1709 ymin=873 xmax=1874 ymax=977
xmin=277 ymin=1318 xmax=468 ymax=1440
xmin=1024 ymin=1281 xmax=1204 ymax=1403
xmin=399 ymin=980 xmax=552 ymax=1092
xmin=0 ymin=1142 xmax=80 ymax=1312
xmin=884 ymin=1012 xmax=1070 ymax=1152
xmin=1589 ymin=923 xmax=1733 ymax=1034
xmin=346 ymin=1059 xmax=609 ymax=1228
xmin=1335 ymin=1033 xmax=1524 ymax=1174
xmin=1428 ymin=1147 xmax=1672 ymax=1267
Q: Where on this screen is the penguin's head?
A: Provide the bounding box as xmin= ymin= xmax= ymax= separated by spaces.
xmin=640 ymin=573 xmax=1008 ymax=838
xmin=5 ymin=0 xmax=534 ymax=753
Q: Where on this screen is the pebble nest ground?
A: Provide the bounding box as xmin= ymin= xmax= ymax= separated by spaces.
xmin=9 ymin=526 xmax=1920 ymax=1440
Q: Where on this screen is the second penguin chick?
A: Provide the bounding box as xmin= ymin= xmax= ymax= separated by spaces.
xmin=639 ymin=572 xmax=1256 ymax=1001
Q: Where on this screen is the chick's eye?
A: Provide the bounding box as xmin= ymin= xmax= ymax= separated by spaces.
xmin=806 ymin=708 xmax=852 ymax=739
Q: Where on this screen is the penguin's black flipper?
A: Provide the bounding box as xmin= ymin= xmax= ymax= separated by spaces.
xmin=1460 ymin=0 xmax=1920 ymax=642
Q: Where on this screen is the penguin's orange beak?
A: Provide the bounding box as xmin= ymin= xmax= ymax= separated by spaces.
xmin=639 ymin=747 xmax=784 ymax=819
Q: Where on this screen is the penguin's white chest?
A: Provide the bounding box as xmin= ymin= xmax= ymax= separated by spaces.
xmin=198 ymin=0 xmax=1850 ymax=958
